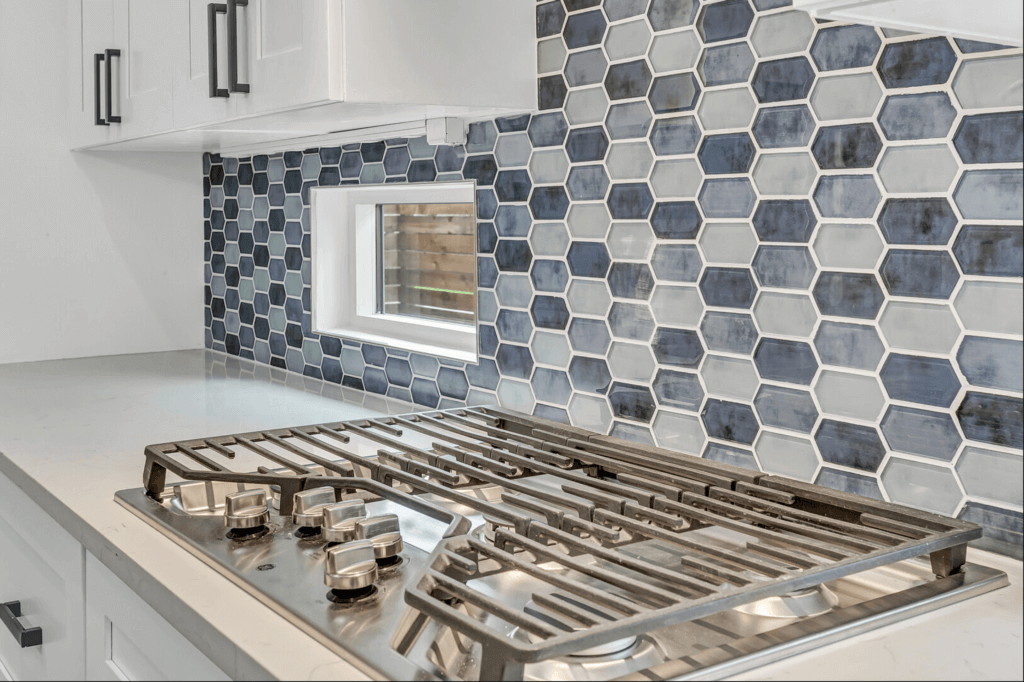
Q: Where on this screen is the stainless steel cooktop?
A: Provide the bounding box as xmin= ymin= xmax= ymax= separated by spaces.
xmin=116 ymin=407 xmax=1008 ymax=680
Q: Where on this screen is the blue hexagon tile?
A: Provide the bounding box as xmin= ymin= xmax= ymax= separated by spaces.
xmin=204 ymin=2 xmax=1024 ymax=558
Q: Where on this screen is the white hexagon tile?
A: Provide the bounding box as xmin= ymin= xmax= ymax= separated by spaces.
xmin=204 ymin=0 xmax=1024 ymax=558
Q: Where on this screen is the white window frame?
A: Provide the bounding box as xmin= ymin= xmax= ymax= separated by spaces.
xmin=310 ymin=182 xmax=478 ymax=362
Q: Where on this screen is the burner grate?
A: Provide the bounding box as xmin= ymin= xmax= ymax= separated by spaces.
xmin=137 ymin=407 xmax=982 ymax=680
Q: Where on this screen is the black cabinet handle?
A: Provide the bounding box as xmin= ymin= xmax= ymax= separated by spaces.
xmin=227 ymin=0 xmax=249 ymax=93
xmin=94 ymin=53 xmax=107 ymax=125
xmin=208 ymin=3 xmax=229 ymax=98
xmin=1 ymin=601 xmax=43 ymax=649
xmin=105 ymin=48 xmax=121 ymax=124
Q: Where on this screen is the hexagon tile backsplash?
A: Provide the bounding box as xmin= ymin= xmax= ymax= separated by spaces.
xmin=204 ymin=0 xmax=1024 ymax=557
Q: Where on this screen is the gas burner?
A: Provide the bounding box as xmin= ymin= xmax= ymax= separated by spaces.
xmin=734 ymin=584 xmax=839 ymax=619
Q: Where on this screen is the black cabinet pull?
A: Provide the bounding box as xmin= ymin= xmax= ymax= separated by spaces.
xmin=227 ymin=0 xmax=249 ymax=93
xmin=208 ymin=3 xmax=229 ymax=98
xmin=105 ymin=48 xmax=121 ymax=123
xmin=1 ymin=601 xmax=43 ymax=649
xmin=94 ymin=53 xmax=107 ymax=125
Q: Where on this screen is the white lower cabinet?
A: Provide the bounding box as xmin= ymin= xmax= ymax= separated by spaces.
xmin=84 ymin=553 xmax=227 ymax=681
xmin=0 ymin=470 xmax=226 ymax=681
xmin=0 ymin=473 xmax=85 ymax=680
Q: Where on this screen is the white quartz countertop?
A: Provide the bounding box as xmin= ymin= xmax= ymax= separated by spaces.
xmin=0 ymin=350 xmax=1020 ymax=681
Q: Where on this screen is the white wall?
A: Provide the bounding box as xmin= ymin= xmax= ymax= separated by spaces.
xmin=0 ymin=1 xmax=202 ymax=365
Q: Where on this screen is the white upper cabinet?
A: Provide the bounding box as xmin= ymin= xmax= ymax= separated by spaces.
xmin=71 ymin=0 xmax=537 ymax=153
xmin=70 ymin=0 xmax=120 ymax=148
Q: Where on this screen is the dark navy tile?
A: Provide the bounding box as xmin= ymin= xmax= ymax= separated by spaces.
xmin=608 ymin=382 xmax=658 ymax=423
xmin=648 ymin=73 xmax=701 ymax=114
xmin=881 ymin=354 xmax=961 ymax=407
xmin=608 ymin=183 xmax=654 ymax=219
xmin=529 ymin=186 xmax=571 ymax=219
xmin=699 ymin=268 xmax=758 ymax=309
xmin=753 ymin=246 xmax=816 ymax=289
xmin=496 ymin=114 xmax=531 ymax=133
xmin=528 ymin=113 xmax=569 ymax=148
xmin=652 ymin=369 xmax=704 ymax=411
xmin=478 ymin=256 xmax=499 ymax=287
xmin=696 ymin=0 xmax=754 ymax=43
xmin=816 ymin=467 xmax=883 ymax=500
xmin=816 ymin=419 xmax=886 ymax=472
xmin=702 ymin=399 xmax=759 ymax=445
xmin=700 ymin=312 xmax=758 ymax=354
xmin=569 ymin=356 xmax=613 ymax=394
xmin=605 ymin=60 xmax=653 ymax=100
xmin=608 ymin=263 xmax=656 ymax=300
xmin=321 ymin=357 xmax=343 ymax=383
xmin=609 ymin=302 xmax=656 ymax=341
xmin=651 ymin=244 xmax=702 ymax=282
xmin=814 ymin=320 xmax=885 ymax=371
xmin=811 ymin=124 xmax=883 ymax=169
xmin=463 ymin=155 xmax=498 ymax=185
xmin=411 ymin=377 xmax=440 ymax=408
xmin=532 ymin=368 xmax=572 ymax=405
xmin=698 ymin=178 xmax=757 ymax=218
xmin=467 ymin=358 xmax=500 ymax=390
xmin=880 ymin=250 xmax=959 ymax=299
xmin=361 ymin=344 xmax=387 ymax=367
xmin=953 ymin=112 xmax=1024 ymax=164
xmin=699 ymin=43 xmax=755 ymax=87
xmin=536 ymin=0 xmax=566 ymax=38
xmin=318 ymin=147 xmax=341 ymax=165
xmin=651 ymin=327 xmax=704 ymax=368
xmin=698 ymin=133 xmax=757 ymax=174
xmin=496 ymin=309 xmax=533 ymax=343
xmin=957 ymin=392 xmax=1023 ymax=449
xmin=881 ymin=405 xmax=962 ymax=461
xmin=531 ymin=295 xmax=570 ymax=329
xmin=953 ymin=225 xmax=1023 ymax=277
xmin=878 ymin=93 xmax=958 ymax=140
xmin=407 ymin=160 xmax=437 ymax=183
xmin=563 ymin=9 xmax=606 ymax=49
xmin=437 ymin=367 xmax=470 ymax=400
xmin=567 ymin=242 xmax=611 ymax=277
xmin=650 ymin=202 xmax=701 ymax=239
xmin=531 ymin=259 xmax=570 ymax=293
xmin=958 ymin=336 xmax=1024 ymax=393
xmin=810 ymin=25 xmax=881 ymax=71
xmin=752 ymin=105 xmax=816 ymax=149
xmin=383 ymin=146 xmax=410 ymax=176
xmin=494 ymin=240 xmax=533 ymax=272
xmin=566 ymin=127 xmax=610 ymax=163
xmin=813 ymin=175 xmax=881 ymax=218
xmin=647 ymin=0 xmax=699 ymax=31
xmin=754 ymin=338 xmax=818 ymax=385
xmin=360 ymin=142 xmax=385 ymax=163
xmin=495 ymin=170 xmax=532 ymax=203
xmin=362 ymin=367 xmax=388 ymax=394
xmin=752 ymin=200 xmax=817 ymax=242
xmin=877 ymin=37 xmax=957 ymax=88
xmin=754 ymin=385 xmax=818 ymax=433
xmin=813 ymin=272 xmax=885 ymax=319
xmin=320 ymin=335 xmax=342 ymax=357
xmin=702 ymin=442 xmax=758 ymax=471
xmin=878 ymin=198 xmax=958 ymax=245
xmin=495 ymin=343 xmax=534 ymax=379
xmin=959 ymin=502 xmax=1023 ymax=560
xmin=478 ymin=188 xmax=498 ymax=220
xmin=650 ymin=116 xmax=702 ymax=155
xmin=340 ymin=152 xmax=363 ymax=178
xmin=538 ymin=74 xmax=568 ymax=110
xmin=751 ymin=57 xmax=815 ymax=103
xmin=384 ymin=357 xmax=412 ymax=387
xmin=566 ymin=166 xmax=610 ymax=201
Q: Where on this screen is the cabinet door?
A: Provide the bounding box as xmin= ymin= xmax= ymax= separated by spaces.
xmin=69 ymin=0 xmax=121 ymax=149
xmin=235 ymin=0 xmax=333 ymax=115
xmin=111 ymin=0 xmax=178 ymax=139
xmin=84 ymin=553 xmax=228 ymax=682
xmin=174 ymin=0 xmax=238 ymax=128
xmin=0 ymin=472 xmax=86 ymax=680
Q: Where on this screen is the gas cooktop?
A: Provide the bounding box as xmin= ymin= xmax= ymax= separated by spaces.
xmin=116 ymin=407 xmax=1007 ymax=680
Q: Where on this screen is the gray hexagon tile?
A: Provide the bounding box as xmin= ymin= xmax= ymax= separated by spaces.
xmin=814 ymin=370 xmax=887 ymax=422
xmin=755 ymin=431 xmax=819 ymax=480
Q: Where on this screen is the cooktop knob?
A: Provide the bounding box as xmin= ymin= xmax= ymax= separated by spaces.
xmin=291 ymin=487 xmax=337 ymax=527
xmin=223 ymin=489 xmax=270 ymax=529
xmin=322 ymin=500 xmax=367 ymax=543
xmin=324 ymin=539 xmax=378 ymax=591
xmin=356 ymin=513 xmax=404 ymax=561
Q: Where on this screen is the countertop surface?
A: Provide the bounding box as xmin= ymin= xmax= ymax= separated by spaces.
xmin=0 ymin=350 xmax=1020 ymax=681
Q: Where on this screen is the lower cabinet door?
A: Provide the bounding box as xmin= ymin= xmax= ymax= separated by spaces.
xmin=84 ymin=553 xmax=228 ymax=681
xmin=0 ymin=472 xmax=86 ymax=681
